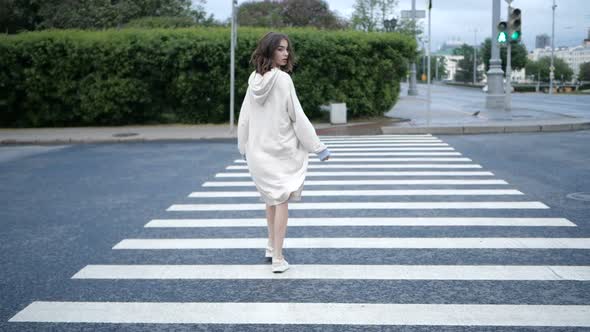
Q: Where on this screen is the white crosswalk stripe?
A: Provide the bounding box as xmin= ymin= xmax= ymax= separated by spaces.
xmin=236 ymin=157 xmax=473 ymax=162
xmin=189 ymin=189 xmax=520 ymax=197
xmin=227 ymin=164 xmax=482 ymax=169
xmin=112 ymin=237 xmax=589 ymax=249
xmin=144 ymin=217 xmax=576 ymax=228
xmin=9 ymin=134 xmax=588 ymax=329
xmin=10 ymin=302 xmax=590 ymax=326
xmin=167 ymin=201 xmax=549 ymax=211
xmin=216 ymin=171 xmax=495 ymax=177
xmin=72 ymin=264 xmax=590 ymax=280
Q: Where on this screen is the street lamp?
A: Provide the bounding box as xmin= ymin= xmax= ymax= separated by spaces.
xmin=229 ymin=0 xmax=238 ymax=133
xmin=383 ymin=18 xmax=397 ymax=32
xmin=550 ymin=0 xmax=556 ymax=95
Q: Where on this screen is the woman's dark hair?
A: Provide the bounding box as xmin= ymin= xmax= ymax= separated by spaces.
xmin=250 ymin=32 xmax=295 ymax=75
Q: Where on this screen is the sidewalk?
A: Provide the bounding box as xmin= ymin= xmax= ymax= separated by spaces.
xmin=1 ymin=83 xmax=589 ymax=144
xmin=382 ymin=83 xmax=590 ymax=134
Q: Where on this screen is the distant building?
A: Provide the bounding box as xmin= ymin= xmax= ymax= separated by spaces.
xmin=528 ymin=29 xmax=590 ymax=80
xmin=535 ymin=34 xmax=551 ymax=49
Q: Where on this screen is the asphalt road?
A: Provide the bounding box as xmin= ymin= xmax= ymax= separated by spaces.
xmin=1 ymin=131 xmax=589 ymax=331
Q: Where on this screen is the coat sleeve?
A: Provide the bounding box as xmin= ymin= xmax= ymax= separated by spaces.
xmin=237 ymin=90 xmax=250 ymax=156
xmin=286 ymin=77 xmax=327 ymax=154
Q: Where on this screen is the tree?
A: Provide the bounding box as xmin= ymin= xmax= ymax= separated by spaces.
xmin=481 ymin=38 xmax=528 ymax=75
xmin=281 ymin=0 xmax=344 ymax=29
xmin=237 ymin=0 xmax=343 ymax=29
xmin=525 ymin=56 xmax=573 ymax=82
xmin=578 ymin=62 xmax=590 ymax=82
xmin=1 ymin=0 xmax=209 ymax=31
xmin=452 ymin=44 xmax=483 ymax=83
xmin=416 ymin=55 xmax=447 ymax=81
xmin=0 ymin=0 xmax=43 ymax=33
xmin=394 ymin=17 xmax=423 ymax=41
xmin=237 ymin=1 xmax=284 ymax=28
xmin=350 ymin=0 xmax=398 ymax=32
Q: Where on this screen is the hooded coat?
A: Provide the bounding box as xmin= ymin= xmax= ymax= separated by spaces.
xmin=237 ymin=68 xmax=327 ymax=206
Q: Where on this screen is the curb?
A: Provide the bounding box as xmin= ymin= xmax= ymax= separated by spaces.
xmin=381 ymin=122 xmax=590 ymax=135
xmin=2 ymin=120 xmax=589 ymax=145
xmin=0 ymin=137 xmax=236 ymax=145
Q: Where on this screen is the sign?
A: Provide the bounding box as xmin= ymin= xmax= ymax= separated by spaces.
xmin=549 ymin=66 xmax=555 ymax=72
xmin=401 ymin=10 xmax=426 ymax=19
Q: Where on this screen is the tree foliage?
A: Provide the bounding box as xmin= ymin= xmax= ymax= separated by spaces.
xmin=0 ymin=0 xmax=210 ymax=32
xmin=237 ymin=0 xmax=345 ymax=29
xmin=416 ymin=55 xmax=447 ymax=81
xmin=481 ymin=38 xmax=528 ymax=74
xmin=394 ymin=17 xmax=423 ymax=41
xmin=578 ymin=62 xmax=590 ymax=82
xmin=525 ymin=56 xmax=573 ymax=82
xmin=350 ymin=0 xmax=398 ymax=32
xmin=452 ymin=44 xmax=483 ymax=83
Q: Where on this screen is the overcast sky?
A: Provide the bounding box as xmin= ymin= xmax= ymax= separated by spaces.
xmin=201 ymin=0 xmax=590 ymax=51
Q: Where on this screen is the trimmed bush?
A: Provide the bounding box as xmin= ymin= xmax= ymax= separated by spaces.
xmin=0 ymin=27 xmax=415 ymax=127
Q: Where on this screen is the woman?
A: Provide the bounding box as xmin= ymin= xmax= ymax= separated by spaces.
xmin=237 ymin=32 xmax=331 ymax=273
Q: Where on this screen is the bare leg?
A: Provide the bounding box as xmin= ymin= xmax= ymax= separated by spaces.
xmin=265 ymin=204 xmax=276 ymax=248
xmin=273 ymin=201 xmax=289 ymax=261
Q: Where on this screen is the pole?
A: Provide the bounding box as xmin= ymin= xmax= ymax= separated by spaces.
xmin=229 ymin=0 xmax=237 ymax=133
xmin=408 ymin=0 xmax=419 ymax=95
xmin=473 ymin=28 xmax=477 ymax=84
xmin=505 ymin=1 xmax=512 ymax=110
xmin=435 ymin=57 xmax=439 ymax=81
xmin=549 ymin=0 xmax=556 ymax=95
xmin=427 ymin=1 xmax=431 ymax=126
xmin=486 ymin=0 xmax=505 ymax=109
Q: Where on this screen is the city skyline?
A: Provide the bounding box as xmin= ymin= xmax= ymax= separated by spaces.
xmin=201 ymin=0 xmax=590 ymax=52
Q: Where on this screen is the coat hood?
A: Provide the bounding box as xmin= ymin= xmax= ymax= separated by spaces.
xmin=248 ymin=68 xmax=280 ymax=105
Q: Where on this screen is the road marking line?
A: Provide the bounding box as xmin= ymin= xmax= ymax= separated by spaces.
xmin=216 ymin=171 xmax=494 ymax=177
xmin=202 ymin=179 xmax=508 ymax=187
xmin=189 ymin=189 xmax=520 ymax=197
xmin=13 ymin=302 xmax=589 ymax=325
xmin=167 ymin=202 xmax=548 ymax=211
xmin=321 ymin=140 xmax=444 ymax=143
xmin=72 ymin=264 xmax=590 ymax=280
xmin=325 ymin=143 xmax=449 ymax=147
xmin=145 ymin=217 xmax=576 ymax=228
xmin=328 ymin=147 xmax=455 ymax=151
xmin=325 ymin=152 xmax=462 ymax=156
xmin=235 ymin=158 xmax=473 ymax=163
xmin=112 ymin=237 xmax=590 ymax=249
xmin=227 ymin=164 xmax=482 ymax=170
xmin=320 ymin=134 xmax=434 ymax=138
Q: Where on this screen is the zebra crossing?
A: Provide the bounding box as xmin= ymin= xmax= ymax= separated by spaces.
xmin=8 ymin=134 xmax=590 ymax=328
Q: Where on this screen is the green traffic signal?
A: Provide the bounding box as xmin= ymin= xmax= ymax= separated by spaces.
xmin=497 ymin=21 xmax=508 ymax=44
xmin=508 ymin=8 xmax=522 ymax=43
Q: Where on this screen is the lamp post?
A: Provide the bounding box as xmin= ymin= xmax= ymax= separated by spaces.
xmin=473 ymin=28 xmax=478 ymax=84
xmin=486 ymin=0 xmax=505 ymax=109
xmin=549 ymin=0 xmax=556 ymax=95
xmin=229 ymin=0 xmax=237 ymax=133
xmin=408 ymin=0 xmax=419 ymax=96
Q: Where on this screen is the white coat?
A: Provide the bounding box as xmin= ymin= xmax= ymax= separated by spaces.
xmin=237 ymin=67 xmax=327 ymax=206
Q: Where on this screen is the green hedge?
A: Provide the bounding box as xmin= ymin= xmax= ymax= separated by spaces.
xmin=0 ymin=27 xmax=415 ymax=127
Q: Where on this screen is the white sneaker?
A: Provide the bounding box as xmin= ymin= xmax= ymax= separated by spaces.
xmin=271 ymin=258 xmax=289 ymax=273
xmin=265 ymin=246 xmax=273 ymax=259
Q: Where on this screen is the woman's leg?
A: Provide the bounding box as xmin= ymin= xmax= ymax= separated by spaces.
xmin=273 ymin=201 xmax=289 ymax=261
xmin=265 ymin=204 xmax=276 ymax=248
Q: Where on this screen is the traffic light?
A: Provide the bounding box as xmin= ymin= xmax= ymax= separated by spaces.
xmin=508 ymin=8 xmax=521 ymax=43
xmin=497 ymin=21 xmax=508 ymax=44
